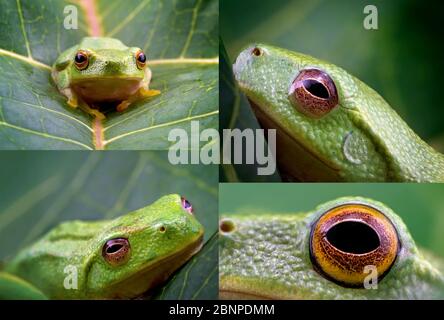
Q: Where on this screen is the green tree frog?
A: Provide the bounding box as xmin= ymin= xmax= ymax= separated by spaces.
xmin=0 ymin=194 xmax=203 ymax=299
xmin=52 ymin=37 xmax=160 ymax=120
xmin=233 ymin=44 xmax=444 ymax=182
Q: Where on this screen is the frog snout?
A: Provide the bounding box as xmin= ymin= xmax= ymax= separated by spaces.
xmin=233 ymin=50 xmax=250 ymax=80
xmin=104 ymin=60 xmax=119 ymax=67
xmin=102 ymin=60 xmax=124 ymax=73
xmin=233 ymin=47 xmax=258 ymax=82
xmin=232 ymin=55 xmax=244 ymax=80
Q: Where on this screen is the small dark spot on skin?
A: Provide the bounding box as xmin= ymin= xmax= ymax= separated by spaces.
xmin=251 ymin=47 xmax=262 ymax=57
xmin=220 ymin=219 xmax=236 ymax=233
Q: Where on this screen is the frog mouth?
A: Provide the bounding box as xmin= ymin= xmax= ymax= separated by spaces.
xmin=245 ymin=96 xmax=341 ymax=181
xmin=71 ymin=77 xmax=144 ymax=102
xmin=103 ymin=234 xmax=204 ymax=299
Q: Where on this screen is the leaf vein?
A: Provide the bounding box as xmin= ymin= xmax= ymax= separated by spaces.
xmin=16 ymin=0 xmax=32 ymax=58
xmin=104 ymin=110 xmax=218 ymax=146
xmin=0 ymin=121 xmax=92 ymax=149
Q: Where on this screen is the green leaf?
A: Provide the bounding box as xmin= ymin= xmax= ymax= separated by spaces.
xmin=0 ymin=272 xmax=48 ymax=300
xmin=0 ymin=0 xmax=218 ymax=150
xmin=152 ymin=232 xmax=218 ymax=300
xmin=0 ymin=151 xmax=218 ymax=298
xmin=219 ymin=38 xmax=280 ymax=182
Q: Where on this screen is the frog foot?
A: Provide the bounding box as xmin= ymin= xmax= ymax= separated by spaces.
xmin=139 ymin=88 xmax=161 ymax=98
xmin=116 ymin=100 xmax=131 ymax=112
xmin=81 ymin=103 xmax=105 ymax=120
xmin=90 ymin=109 xmax=106 ymax=121
xmin=67 ymin=96 xmax=78 ymax=108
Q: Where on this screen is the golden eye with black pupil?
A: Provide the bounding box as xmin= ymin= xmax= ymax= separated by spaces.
xmin=74 ymin=50 xmax=89 ymax=70
xmin=102 ymin=238 xmax=131 ymax=266
xmin=288 ymin=68 xmax=338 ymax=118
xmin=309 ymin=203 xmax=400 ymax=287
xmin=135 ymin=50 xmax=146 ymax=69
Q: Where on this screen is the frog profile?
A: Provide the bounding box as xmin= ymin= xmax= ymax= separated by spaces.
xmin=0 ymin=195 xmax=203 ymax=299
xmin=51 ymin=37 xmax=160 ymax=120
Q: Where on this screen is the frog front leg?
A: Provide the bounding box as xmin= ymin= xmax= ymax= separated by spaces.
xmin=116 ymin=67 xmax=161 ymax=112
xmin=116 ymin=87 xmax=161 ymax=112
xmin=61 ymin=88 xmax=105 ymax=120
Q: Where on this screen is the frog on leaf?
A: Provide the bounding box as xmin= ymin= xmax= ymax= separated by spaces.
xmin=0 ymin=194 xmax=203 ymax=299
xmin=51 ymin=37 xmax=160 ymax=120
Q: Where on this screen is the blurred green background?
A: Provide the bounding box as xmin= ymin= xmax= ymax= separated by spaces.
xmin=0 ymin=151 xmax=218 ymax=299
xmin=220 ymin=183 xmax=444 ymax=258
xmin=221 ymin=0 xmax=444 ymax=149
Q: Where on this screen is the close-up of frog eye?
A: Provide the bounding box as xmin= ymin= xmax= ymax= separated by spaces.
xmin=288 ymin=68 xmax=338 ymax=118
xmin=74 ymin=50 xmax=89 ymax=70
xmin=309 ymin=203 xmax=400 ymax=287
xmin=102 ymin=238 xmax=131 ymax=266
xmin=135 ymin=50 xmax=147 ymax=69
xmin=181 ymin=196 xmax=193 ymax=214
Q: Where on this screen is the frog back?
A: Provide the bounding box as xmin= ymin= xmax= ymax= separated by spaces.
xmin=5 ymin=220 xmax=108 ymax=299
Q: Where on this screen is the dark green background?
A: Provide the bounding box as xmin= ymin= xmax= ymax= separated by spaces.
xmin=221 ymin=0 xmax=444 ymax=150
xmin=220 ymin=183 xmax=444 ymax=258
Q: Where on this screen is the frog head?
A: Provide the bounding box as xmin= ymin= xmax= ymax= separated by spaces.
xmin=69 ymin=37 xmax=150 ymax=102
xmin=219 ymin=197 xmax=444 ymax=299
xmin=84 ymin=194 xmax=204 ymax=299
xmin=233 ymin=44 xmax=391 ymax=181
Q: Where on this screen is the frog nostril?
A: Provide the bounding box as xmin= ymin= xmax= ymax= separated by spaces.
xmin=219 ymin=218 xmax=236 ymax=233
xmin=251 ymin=47 xmax=262 ymax=56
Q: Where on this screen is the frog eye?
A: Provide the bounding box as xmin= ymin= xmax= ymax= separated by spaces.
xmin=310 ymin=203 xmax=399 ymax=287
xmin=288 ymin=69 xmax=338 ymax=118
xmin=102 ymin=238 xmax=131 ymax=266
xmin=135 ymin=50 xmax=146 ymax=69
xmin=181 ymin=196 xmax=193 ymax=214
xmin=74 ymin=50 xmax=89 ymax=70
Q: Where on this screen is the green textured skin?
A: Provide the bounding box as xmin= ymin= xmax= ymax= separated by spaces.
xmin=4 ymin=194 xmax=203 ymax=299
xmin=233 ymin=44 xmax=444 ymax=182
xmin=51 ymin=37 xmax=150 ymax=97
xmin=219 ymin=197 xmax=444 ymax=299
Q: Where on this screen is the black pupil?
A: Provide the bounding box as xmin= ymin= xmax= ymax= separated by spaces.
xmin=303 ymin=79 xmax=330 ymax=99
xmin=326 ymin=221 xmax=380 ymax=254
xmin=106 ymin=244 xmax=123 ymax=254
xmin=138 ymin=53 xmax=146 ymax=63
xmin=75 ymin=54 xmax=86 ymax=63
xmin=184 ymin=199 xmax=191 ymax=208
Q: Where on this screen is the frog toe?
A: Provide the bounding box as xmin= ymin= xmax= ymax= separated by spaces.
xmin=67 ymin=97 xmax=78 ymax=108
xmin=139 ymin=88 xmax=161 ymax=98
xmin=116 ymin=101 xmax=131 ymax=112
